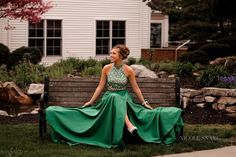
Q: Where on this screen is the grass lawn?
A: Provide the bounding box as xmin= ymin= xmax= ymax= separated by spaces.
xmin=0 ymin=123 xmax=236 ymax=157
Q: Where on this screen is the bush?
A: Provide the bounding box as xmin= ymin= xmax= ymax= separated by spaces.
xmin=81 ymin=66 xmax=102 ymax=77
xmin=13 ymin=60 xmax=34 ymax=89
xmin=179 ymin=50 xmax=209 ymax=64
xmin=99 ymin=58 xmax=110 ymax=67
xmin=7 ymin=46 xmax=42 ymax=69
xmin=199 ymin=43 xmax=233 ymax=60
xmin=159 ymin=61 xmax=177 ymax=74
xmin=0 ymin=43 xmax=10 ymax=65
xmin=197 ymin=65 xmax=230 ymax=87
xmin=127 ymin=57 xmax=137 ymax=65
xmin=216 ymin=36 xmax=236 ymax=53
xmin=176 ymin=62 xmax=193 ymax=77
xmin=0 ymin=65 xmax=11 ymax=82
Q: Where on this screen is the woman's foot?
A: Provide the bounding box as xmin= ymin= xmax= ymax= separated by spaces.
xmin=128 ymin=126 xmax=137 ymax=135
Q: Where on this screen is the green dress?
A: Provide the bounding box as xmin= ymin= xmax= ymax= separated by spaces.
xmin=46 ymin=64 xmax=184 ymax=148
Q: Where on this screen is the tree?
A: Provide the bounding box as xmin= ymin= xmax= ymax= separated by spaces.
xmin=0 ymin=0 xmax=52 ymax=23
xmin=210 ymin=0 xmax=236 ymax=37
xmin=143 ymin=0 xmax=236 ymax=40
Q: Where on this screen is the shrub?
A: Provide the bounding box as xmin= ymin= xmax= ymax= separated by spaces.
xmin=127 ymin=57 xmax=137 ymax=65
xmin=7 ymin=46 xmax=42 ymax=69
xmin=0 ymin=65 xmax=11 ymax=82
xmin=99 ymin=58 xmax=110 ymax=67
xmin=179 ymin=50 xmax=209 ymax=64
xmin=13 ymin=60 xmax=34 ymax=89
xmin=197 ymin=65 xmax=230 ymax=87
xmin=176 ymin=62 xmax=193 ymax=77
xmin=81 ymin=66 xmax=102 ymax=77
xmin=0 ymin=43 xmax=10 ymax=65
xmin=199 ymin=43 xmax=233 ymax=60
xmin=159 ymin=61 xmax=177 ymax=74
xmin=216 ymin=36 xmax=236 ymax=53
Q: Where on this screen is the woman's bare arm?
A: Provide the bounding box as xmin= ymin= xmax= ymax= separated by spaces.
xmin=83 ymin=65 xmax=109 ymax=106
xmin=126 ymin=66 xmax=153 ymax=109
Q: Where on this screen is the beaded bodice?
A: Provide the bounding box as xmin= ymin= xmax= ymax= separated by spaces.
xmin=107 ymin=64 xmax=128 ymax=91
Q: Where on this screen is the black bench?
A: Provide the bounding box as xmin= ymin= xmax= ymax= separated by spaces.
xmin=39 ymin=77 xmax=183 ymax=139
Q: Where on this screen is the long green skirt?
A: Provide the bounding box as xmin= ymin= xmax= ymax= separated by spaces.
xmin=46 ymin=90 xmax=184 ymax=148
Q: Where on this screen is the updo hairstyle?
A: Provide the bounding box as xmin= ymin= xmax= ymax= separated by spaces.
xmin=113 ymin=44 xmax=130 ymax=59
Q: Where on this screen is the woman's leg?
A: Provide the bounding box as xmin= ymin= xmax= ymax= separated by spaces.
xmin=125 ymin=114 xmax=137 ymax=133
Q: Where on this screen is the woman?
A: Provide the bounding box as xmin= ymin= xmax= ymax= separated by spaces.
xmin=46 ymin=45 xmax=184 ymax=148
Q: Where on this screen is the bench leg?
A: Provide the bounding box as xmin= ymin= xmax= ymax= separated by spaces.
xmin=39 ymin=110 xmax=44 ymax=138
xmin=43 ymin=112 xmax=47 ymax=133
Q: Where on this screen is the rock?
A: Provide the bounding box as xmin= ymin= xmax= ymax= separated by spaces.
xmin=205 ymin=96 xmax=217 ymax=103
xmin=192 ymin=95 xmax=205 ymax=103
xmin=130 ymin=64 xmax=158 ymax=78
xmin=18 ymin=112 xmax=30 ymax=116
xmin=168 ymin=74 xmax=176 ymax=78
xmin=0 ymin=110 xmax=8 ymax=116
xmin=217 ymin=97 xmax=236 ymax=106
xmin=202 ymin=87 xmax=236 ymax=97
xmin=2 ymin=82 xmax=33 ymax=105
xmin=218 ymin=104 xmax=226 ymax=111
xmin=210 ymin=57 xmax=226 ymax=65
xmin=193 ymin=72 xmax=201 ymax=77
xmin=225 ymin=106 xmax=236 ymax=113
xmin=27 ymin=83 xmax=44 ymax=95
xmin=212 ymin=103 xmax=218 ymax=110
xmin=225 ymin=59 xmax=236 ymax=71
xmin=181 ymin=88 xmax=202 ymax=98
xmin=196 ymin=103 xmax=206 ymax=108
xmin=182 ymin=96 xmax=190 ymax=109
xmin=157 ymin=71 xmax=168 ymax=78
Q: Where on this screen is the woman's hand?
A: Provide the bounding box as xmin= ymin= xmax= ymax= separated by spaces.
xmin=82 ymin=101 xmax=92 ymax=107
xmin=144 ymin=103 xmax=153 ymax=110
xmin=142 ymin=100 xmax=153 ymax=110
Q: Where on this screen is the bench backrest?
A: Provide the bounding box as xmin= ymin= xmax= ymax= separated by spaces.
xmin=44 ymin=77 xmax=180 ymax=108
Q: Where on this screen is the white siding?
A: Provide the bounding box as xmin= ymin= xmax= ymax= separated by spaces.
xmin=0 ymin=19 xmax=9 ymax=47
xmin=1 ymin=0 xmax=152 ymax=64
xmin=140 ymin=1 xmax=151 ymax=49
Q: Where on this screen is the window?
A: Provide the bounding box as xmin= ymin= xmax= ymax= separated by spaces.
xmin=150 ymin=23 xmax=161 ymax=48
xmin=96 ymin=20 xmax=125 ymax=55
xmin=29 ymin=20 xmax=62 ymax=56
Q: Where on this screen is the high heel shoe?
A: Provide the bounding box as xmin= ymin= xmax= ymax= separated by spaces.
xmin=128 ymin=126 xmax=137 ymax=135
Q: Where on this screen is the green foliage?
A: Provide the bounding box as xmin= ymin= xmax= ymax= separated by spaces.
xmin=13 ymin=60 xmax=34 ymax=89
xmin=137 ymin=59 xmax=153 ymax=68
xmin=99 ymin=58 xmax=110 ymax=67
xmin=149 ymin=63 xmax=159 ymax=72
xmin=7 ymin=46 xmax=42 ymax=69
xmin=81 ymin=66 xmax=102 ymax=77
xmin=179 ymin=50 xmax=209 ymax=64
xmin=159 ymin=61 xmax=178 ymax=74
xmin=0 ymin=65 xmax=11 ymax=82
xmin=197 ymin=65 xmax=230 ymax=87
xmin=199 ymin=43 xmax=233 ymax=60
xmin=127 ymin=57 xmax=137 ymax=65
xmin=176 ymin=62 xmax=193 ymax=77
xmin=0 ymin=43 xmax=10 ymax=66
xmin=173 ymin=22 xmax=217 ymax=41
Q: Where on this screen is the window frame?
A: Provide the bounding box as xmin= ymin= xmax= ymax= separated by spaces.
xmin=28 ymin=19 xmax=62 ymax=56
xmin=96 ymin=20 xmax=126 ymax=55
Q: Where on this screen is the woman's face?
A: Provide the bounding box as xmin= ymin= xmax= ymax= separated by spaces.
xmin=110 ymin=48 xmax=122 ymax=63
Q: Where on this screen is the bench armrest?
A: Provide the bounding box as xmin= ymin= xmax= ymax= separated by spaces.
xmin=39 ymin=92 xmax=48 ymax=110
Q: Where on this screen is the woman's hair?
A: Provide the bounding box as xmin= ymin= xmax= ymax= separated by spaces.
xmin=113 ymin=44 xmax=130 ymax=59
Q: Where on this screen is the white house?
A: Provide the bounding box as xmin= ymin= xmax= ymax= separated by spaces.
xmin=0 ymin=0 xmax=169 ymax=65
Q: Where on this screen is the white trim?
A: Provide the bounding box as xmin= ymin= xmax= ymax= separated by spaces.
xmin=150 ymin=20 xmax=164 ymax=48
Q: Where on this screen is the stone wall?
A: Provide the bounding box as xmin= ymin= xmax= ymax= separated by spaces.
xmin=181 ymin=87 xmax=236 ymax=117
